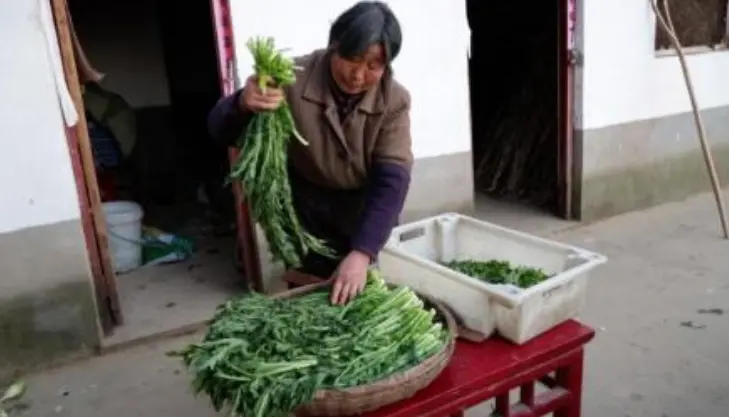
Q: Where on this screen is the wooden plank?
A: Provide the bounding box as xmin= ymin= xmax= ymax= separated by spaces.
xmin=230 ymin=149 xmax=264 ymax=292
xmin=50 ymin=0 xmax=123 ymax=330
xmin=63 ymin=126 xmax=113 ymax=332
xmin=281 ymin=270 xmax=326 ymax=288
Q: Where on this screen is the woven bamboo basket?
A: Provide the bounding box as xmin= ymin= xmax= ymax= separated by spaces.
xmin=271 ymin=281 xmax=457 ymax=417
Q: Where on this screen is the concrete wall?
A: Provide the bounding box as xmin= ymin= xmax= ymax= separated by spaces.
xmin=0 ymin=0 xmax=100 ymax=381
xmin=575 ymin=0 xmax=729 ymax=220
xmin=228 ymin=0 xmax=475 ymax=220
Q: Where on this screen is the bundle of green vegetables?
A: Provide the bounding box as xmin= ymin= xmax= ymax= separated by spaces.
xmin=444 ymin=259 xmax=549 ymax=289
xmin=169 ymin=270 xmax=449 ymax=417
xmin=229 ymin=36 xmax=332 ymax=268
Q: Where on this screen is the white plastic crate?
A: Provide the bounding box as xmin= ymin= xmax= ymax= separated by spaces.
xmin=379 ymin=213 xmax=607 ymax=344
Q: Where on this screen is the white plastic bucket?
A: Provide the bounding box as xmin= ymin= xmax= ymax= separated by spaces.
xmin=102 ymin=201 xmax=144 ymax=274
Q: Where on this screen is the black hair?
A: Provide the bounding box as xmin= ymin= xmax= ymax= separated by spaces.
xmin=328 ymin=1 xmax=403 ymax=64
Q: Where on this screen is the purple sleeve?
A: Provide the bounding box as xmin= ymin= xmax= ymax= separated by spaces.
xmin=207 ymin=90 xmax=251 ymax=147
xmin=350 ymin=162 xmax=411 ymax=259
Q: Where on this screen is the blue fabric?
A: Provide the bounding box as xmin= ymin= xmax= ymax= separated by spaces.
xmin=88 ymin=117 xmax=122 ymax=168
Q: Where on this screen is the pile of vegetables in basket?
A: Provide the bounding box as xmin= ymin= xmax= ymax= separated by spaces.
xmin=228 ymin=36 xmax=333 ymax=269
xmin=169 ymin=270 xmax=449 ymax=417
xmin=444 ymin=259 xmax=549 ymax=288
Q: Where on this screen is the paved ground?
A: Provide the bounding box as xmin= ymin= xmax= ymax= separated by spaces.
xmin=6 ymin=191 xmax=729 ymax=417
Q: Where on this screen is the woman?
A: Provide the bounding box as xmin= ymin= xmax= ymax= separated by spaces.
xmin=208 ymin=1 xmax=412 ymax=305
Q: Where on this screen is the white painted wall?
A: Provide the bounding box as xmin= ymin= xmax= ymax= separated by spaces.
xmin=229 ymin=0 xmax=472 ymax=159
xmin=581 ymin=0 xmax=729 ymax=129
xmin=0 ymin=0 xmax=82 ymax=234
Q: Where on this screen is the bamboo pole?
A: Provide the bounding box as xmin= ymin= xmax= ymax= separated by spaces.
xmin=650 ymin=0 xmax=729 ymax=239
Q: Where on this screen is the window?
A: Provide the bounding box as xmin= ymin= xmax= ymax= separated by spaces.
xmin=654 ymin=0 xmax=729 ymax=51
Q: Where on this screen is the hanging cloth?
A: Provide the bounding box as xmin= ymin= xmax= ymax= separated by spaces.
xmin=38 ymin=0 xmax=77 ymax=126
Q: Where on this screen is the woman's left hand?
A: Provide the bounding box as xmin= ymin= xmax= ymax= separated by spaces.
xmin=331 ymin=251 xmax=371 ymax=305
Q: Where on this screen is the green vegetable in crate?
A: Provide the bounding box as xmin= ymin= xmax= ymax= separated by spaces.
xmin=444 ymin=259 xmax=549 ymax=288
xmin=169 ymin=269 xmax=448 ymax=417
xmin=228 ymin=36 xmax=333 ymax=268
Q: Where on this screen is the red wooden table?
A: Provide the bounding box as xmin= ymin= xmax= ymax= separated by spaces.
xmin=359 ymin=320 xmax=595 ymax=417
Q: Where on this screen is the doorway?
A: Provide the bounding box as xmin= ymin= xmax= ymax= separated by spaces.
xmin=64 ymin=0 xmax=245 ymax=346
xmin=466 ymin=0 xmax=574 ymax=226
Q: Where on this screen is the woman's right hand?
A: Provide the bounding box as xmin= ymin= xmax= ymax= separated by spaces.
xmin=239 ymin=75 xmax=284 ymax=113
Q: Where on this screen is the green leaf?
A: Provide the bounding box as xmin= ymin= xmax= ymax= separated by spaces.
xmin=169 ymin=269 xmax=448 ymax=416
xmin=0 ymin=381 xmax=26 ymax=403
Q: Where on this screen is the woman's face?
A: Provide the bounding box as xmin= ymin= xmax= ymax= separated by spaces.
xmin=330 ymin=43 xmax=386 ymax=95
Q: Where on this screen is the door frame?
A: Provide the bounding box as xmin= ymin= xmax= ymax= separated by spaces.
xmin=54 ymin=0 xmax=264 ymax=336
xmin=51 ymin=0 xmax=122 ymax=334
xmin=210 ymin=0 xmax=264 ymax=292
xmin=557 ymin=0 xmax=577 ymax=220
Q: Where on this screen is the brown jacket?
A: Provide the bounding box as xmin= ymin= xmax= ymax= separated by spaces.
xmin=286 ymin=49 xmax=413 ymax=190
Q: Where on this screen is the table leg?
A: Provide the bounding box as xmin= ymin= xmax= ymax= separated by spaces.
xmin=554 ymin=348 xmax=585 ymax=417
xmin=494 ymin=393 xmax=511 ymax=416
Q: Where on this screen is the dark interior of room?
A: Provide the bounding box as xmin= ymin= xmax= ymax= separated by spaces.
xmin=467 ymin=0 xmax=560 ymax=212
xmin=69 ymin=0 xmax=233 ymax=235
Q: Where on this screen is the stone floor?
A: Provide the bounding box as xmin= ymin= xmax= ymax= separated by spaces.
xmin=6 ymin=190 xmax=729 ymax=417
xmin=103 ymin=235 xmax=244 ymax=349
